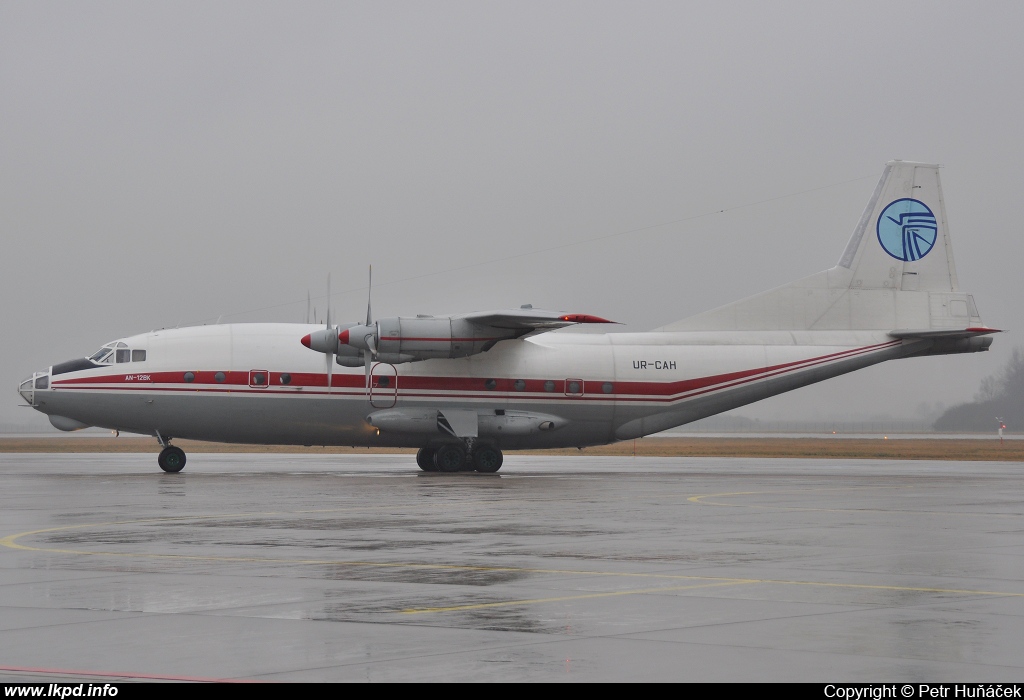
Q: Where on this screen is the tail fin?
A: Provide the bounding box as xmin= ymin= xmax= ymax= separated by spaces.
xmin=659 ymin=161 xmax=991 ymax=334
xmin=839 ymin=161 xmax=957 ymax=292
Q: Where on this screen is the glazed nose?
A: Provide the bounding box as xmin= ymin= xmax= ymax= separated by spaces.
xmin=18 ymin=370 xmax=48 ymax=405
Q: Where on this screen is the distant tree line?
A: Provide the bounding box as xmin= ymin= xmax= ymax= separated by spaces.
xmin=934 ymin=349 xmax=1023 ymax=432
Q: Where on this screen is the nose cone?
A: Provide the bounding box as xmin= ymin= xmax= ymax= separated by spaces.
xmin=18 ymin=375 xmax=33 ymax=404
xmin=302 ymin=328 xmax=340 ymax=354
xmin=18 ymin=370 xmax=48 ymax=406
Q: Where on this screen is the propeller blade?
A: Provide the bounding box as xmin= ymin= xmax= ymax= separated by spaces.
xmin=365 ymin=265 xmax=372 ymax=326
xmin=326 ymin=273 xmax=332 ymax=330
xmin=325 ymin=275 xmax=333 ymax=393
xmin=364 ymin=351 xmax=372 ymax=396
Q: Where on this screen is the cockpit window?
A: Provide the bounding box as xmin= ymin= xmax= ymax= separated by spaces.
xmin=89 ymin=347 xmax=113 ymax=364
xmin=90 ymin=342 xmax=143 ymax=364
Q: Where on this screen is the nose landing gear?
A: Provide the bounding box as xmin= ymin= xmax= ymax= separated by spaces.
xmin=155 ymin=430 xmax=186 ymax=473
xmin=158 ymin=446 xmax=187 ymax=473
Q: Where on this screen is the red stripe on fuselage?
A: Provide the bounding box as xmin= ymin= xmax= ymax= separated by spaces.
xmin=381 ymin=337 xmax=505 ymax=342
xmin=49 ymin=340 xmax=900 ymax=404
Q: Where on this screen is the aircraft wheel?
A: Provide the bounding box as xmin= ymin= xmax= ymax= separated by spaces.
xmin=158 ymin=446 xmax=186 ymax=473
xmin=416 ymin=447 xmax=438 ymax=472
xmin=433 ymin=444 xmax=466 ymax=473
xmin=473 ymin=446 xmax=503 ymax=473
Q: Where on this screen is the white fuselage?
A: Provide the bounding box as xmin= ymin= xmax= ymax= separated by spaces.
xmin=19 ymin=161 xmax=996 ymax=458
xmin=26 ymin=323 xmax=912 ymax=448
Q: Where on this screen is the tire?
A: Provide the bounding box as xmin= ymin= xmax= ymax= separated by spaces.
xmin=433 ymin=444 xmax=466 ymax=472
xmin=473 ymin=446 xmax=503 ymax=473
xmin=416 ymin=447 xmax=438 ymax=471
xmin=158 ymin=446 xmax=186 ymax=473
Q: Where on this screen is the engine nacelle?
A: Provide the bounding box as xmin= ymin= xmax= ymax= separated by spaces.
xmin=335 ymin=351 xmax=417 ymax=367
xmin=339 ymin=316 xmax=521 ymax=363
xmin=301 ymin=307 xmax=613 ymax=364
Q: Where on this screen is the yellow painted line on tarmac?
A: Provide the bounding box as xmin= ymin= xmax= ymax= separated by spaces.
xmin=4 ymin=509 xmax=1024 ymax=608
xmin=402 ymin=577 xmax=1024 ymax=615
xmin=0 ymin=498 xmax=502 ymax=552
xmin=687 ymin=484 xmax=914 ymax=506
xmin=401 ymin=580 xmax=753 ymax=614
xmin=687 ymin=487 xmax=1021 ymax=517
xmin=0 ymin=522 xmax=758 ymax=580
xmin=0 ymin=517 xmax=745 ymax=579
xmin=0 ymin=506 xmax=385 ymax=551
xmin=401 ymin=577 xmax=1024 ymax=615
xmin=744 ymin=578 xmax=1024 ymax=597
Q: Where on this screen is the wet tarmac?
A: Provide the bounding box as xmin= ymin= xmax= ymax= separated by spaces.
xmin=1 ymin=453 xmax=1022 ymax=682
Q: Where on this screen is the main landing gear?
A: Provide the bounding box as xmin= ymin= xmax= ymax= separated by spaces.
xmin=416 ymin=444 xmax=503 ymax=473
xmin=156 ymin=431 xmax=186 ymax=473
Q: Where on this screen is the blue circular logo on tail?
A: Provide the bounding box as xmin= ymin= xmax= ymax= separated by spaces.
xmin=877 ymin=198 xmax=937 ymax=261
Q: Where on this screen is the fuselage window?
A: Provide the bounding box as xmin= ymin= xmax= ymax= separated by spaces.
xmin=602 ymin=382 xmax=614 ymax=394
xmin=544 ymin=380 xmax=555 ymax=392
xmin=484 ymin=378 xmax=497 ymax=390
xmin=513 ymin=379 xmax=526 ymax=391
xmin=184 ymin=372 xmax=195 ymax=383
xmin=115 ymin=349 xmax=130 ymax=363
xmin=132 ymin=350 xmax=146 ymax=362
xmin=279 ymin=373 xmax=291 ymax=385
xmin=215 ymin=372 xmax=226 ymax=383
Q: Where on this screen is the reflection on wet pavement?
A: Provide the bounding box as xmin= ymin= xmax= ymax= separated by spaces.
xmin=1 ymin=454 xmax=1023 ymax=681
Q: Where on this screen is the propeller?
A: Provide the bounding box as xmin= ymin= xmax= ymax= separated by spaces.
xmin=305 ymin=267 xmax=376 ymax=397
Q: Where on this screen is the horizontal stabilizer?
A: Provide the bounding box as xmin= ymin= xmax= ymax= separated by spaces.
xmin=889 ymin=327 xmax=1001 ymax=340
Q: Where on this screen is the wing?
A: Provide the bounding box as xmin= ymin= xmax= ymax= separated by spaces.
xmin=457 ymin=308 xmax=616 ymax=332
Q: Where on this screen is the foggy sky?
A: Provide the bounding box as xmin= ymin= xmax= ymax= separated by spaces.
xmin=3 ymin=1 xmax=1022 ymax=431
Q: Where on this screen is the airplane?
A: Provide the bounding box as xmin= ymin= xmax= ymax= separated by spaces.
xmin=17 ymin=161 xmax=999 ymax=473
